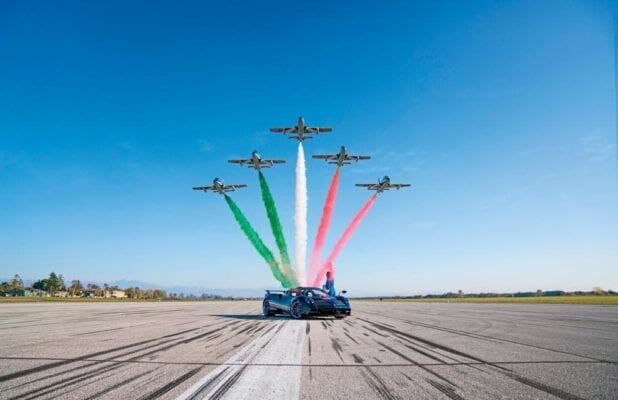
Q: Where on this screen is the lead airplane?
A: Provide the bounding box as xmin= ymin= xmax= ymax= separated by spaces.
xmin=355 ymin=176 xmax=411 ymax=193
xmin=270 ymin=116 xmax=332 ymax=141
xmin=228 ymin=151 xmax=285 ymax=170
xmin=313 ymin=145 xmax=371 ymax=167
xmin=192 ymin=178 xmax=247 ymax=195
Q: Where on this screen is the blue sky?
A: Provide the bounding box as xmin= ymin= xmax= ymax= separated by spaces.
xmin=1 ymin=0 xmax=616 ymax=294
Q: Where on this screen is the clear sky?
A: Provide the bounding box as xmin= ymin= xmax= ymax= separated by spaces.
xmin=1 ymin=0 xmax=616 ymax=295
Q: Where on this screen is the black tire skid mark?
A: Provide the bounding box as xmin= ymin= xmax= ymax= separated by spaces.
xmin=359 ymin=366 xmax=398 ymax=400
xmin=364 ymin=319 xmax=587 ymax=400
xmin=359 ymin=318 xmax=511 ymax=371
xmin=88 ymin=367 xmax=160 ymax=399
xmin=426 ymin=378 xmax=466 ymax=400
xmin=199 ymin=322 xmax=284 ymax=399
xmin=137 ymin=367 xmax=202 ymax=400
xmin=14 ymin=361 xmax=128 ymax=400
xmin=344 ymin=331 xmax=360 ymax=345
xmin=321 ymin=321 xmax=328 ymax=330
xmin=330 ymin=337 xmax=345 ymax=362
xmin=359 ymin=309 xmax=609 ymax=363
xmin=5 ymin=319 xmax=240 ymax=395
xmin=390 ymin=334 xmax=486 ymax=374
xmin=184 ymin=367 xmax=229 ymax=400
xmin=13 ymin=328 xmax=210 ymax=400
xmin=74 ymin=327 xmax=126 ymax=336
xmin=376 ymin=340 xmax=460 ymax=389
xmin=209 ymin=366 xmax=247 ymax=400
xmin=508 ymin=374 xmax=585 ymax=400
xmin=361 ymin=325 xmax=389 ymax=338
xmin=308 ymin=337 xmax=312 ymax=357
xmin=0 ymin=324 xmax=210 ymax=383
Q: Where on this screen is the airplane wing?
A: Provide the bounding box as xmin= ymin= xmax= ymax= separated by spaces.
xmin=346 ymin=155 xmax=371 ymax=162
xmin=312 ymin=155 xmax=337 ymax=160
xmin=228 ymin=159 xmax=251 ymax=165
xmin=262 ymin=159 xmax=285 ymax=164
xmin=355 ymin=183 xmax=380 ymax=190
xmin=192 ymin=186 xmax=213 ymax=191
xmin=270 ymin=127 xmax=296 ymax=133
xmin=390 ymin=184 xmax=411 ymax=189
xmin=305 ymin=127 xmax=332 ymax=133
xmin=222 ymin=184 xmax=247 ymax=192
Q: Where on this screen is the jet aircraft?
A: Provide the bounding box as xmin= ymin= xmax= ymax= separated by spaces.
xmin=355 ymin=176 xmax=411 ymax=193
xmin=312 ymin=146 xmax=371 ymax=167
xmin=228 ymin=151 xmax=285 ymax=170
xmin=270 ymin=116 xmax=332 ymax=141
xmin=193 ymin=178 xmax=247 ymax=195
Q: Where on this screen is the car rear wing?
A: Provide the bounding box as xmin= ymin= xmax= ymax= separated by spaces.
xmin=265 ymin=290 xmax=287 ymax=294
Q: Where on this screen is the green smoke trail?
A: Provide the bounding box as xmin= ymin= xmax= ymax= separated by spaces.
xmin=258 ymin=171 xmax=297 ymax=286
xmin=224 ymin=194 xmax=293 ymax=288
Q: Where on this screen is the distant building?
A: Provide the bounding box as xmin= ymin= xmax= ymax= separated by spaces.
xmin=111 ymin=290 xmax=126 ymax=299
xmin=83 ymin=290 xmax=97 ymax=298
xmin=10 ymin=288 xmax=47 ymax=297
xmin=53 ymin=291 xmax=69 ymax=298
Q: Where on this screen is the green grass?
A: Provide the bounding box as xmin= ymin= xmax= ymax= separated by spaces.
xmin=361 ymin=295 xmax=618 ymax=305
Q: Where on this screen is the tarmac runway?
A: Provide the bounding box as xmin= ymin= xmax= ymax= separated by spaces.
xmin=0 ymin=301 xmax=616 ymax=399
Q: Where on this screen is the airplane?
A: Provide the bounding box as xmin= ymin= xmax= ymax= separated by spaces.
xmin=228 ymin=151 xmax=285 ymax=170
xmin=192 ymin=178 xmax=247 ymax=195
xmin=355 ymin=176 xmax=411 ymax=193
xmin=312 ymin=145 xmax=371 ymax=167
xmin=270 ymin=116 xmax=332 ymax=141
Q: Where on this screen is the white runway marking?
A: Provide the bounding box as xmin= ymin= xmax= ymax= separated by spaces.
xmin=176 ymin=320 xmax=306 ymax=400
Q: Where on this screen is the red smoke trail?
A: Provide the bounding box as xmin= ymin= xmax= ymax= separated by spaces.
xmin=308 ymin=168 xmax=340 ymax=282
xmin=310 ymin=193 xmax=378 ymax=287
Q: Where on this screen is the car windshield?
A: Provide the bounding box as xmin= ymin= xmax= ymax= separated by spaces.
xmin=303 ymin=289 xmax=329 ymax=298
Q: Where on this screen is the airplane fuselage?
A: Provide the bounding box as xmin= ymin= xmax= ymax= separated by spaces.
xmin=298 ymin=117 xmax=305 ymax=133
xmin=251 ymin=152 xmax=262 ymax=169
xmin=336 ymin=146 xmax=347 ymax=167
xmin=213 ymin=179 xmax=225 ymax=194
xmin=377 ymin=176 xmax=391 ymax=193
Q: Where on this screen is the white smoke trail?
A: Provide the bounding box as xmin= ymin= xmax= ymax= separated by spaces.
xmin=294 ymin=142 xmax=307 ymax=286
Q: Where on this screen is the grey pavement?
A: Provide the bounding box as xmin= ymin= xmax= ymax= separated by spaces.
xmin=0 ymin=301 xmax=616 ymax=399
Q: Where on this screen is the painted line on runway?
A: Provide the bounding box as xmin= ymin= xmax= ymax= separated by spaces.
xmin=176 ymin=320 xmax=306 ymax=400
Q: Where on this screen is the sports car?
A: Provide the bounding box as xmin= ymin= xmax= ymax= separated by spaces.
xmin=263 ymin=287 xmax=351 ymax=319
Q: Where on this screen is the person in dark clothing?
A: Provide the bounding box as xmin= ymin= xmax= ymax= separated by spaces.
xmin=323 ymin=268 xmax=336 ymax=297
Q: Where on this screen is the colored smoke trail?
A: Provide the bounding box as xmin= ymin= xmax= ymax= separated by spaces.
xmin=258 ymin=171 xmax=296 ymax=284
xmin=308 ymin=167 xmax=340 ymax=283
xmin=310 ymin=193 xmax=378 ymax=287
xmin=294 ymin=142 xmax=308 ymax=286
xmin=224 ymin=195 xmax=294 ymax=288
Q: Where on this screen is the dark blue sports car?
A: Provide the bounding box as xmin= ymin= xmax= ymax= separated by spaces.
xmin=263 ymin=287 xmax=351 ymax=319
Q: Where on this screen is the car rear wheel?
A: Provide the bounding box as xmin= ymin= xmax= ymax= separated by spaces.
xmin=290 ymin=300 xmax=303 ymax=319
xmin=263 ymin=301 xmax=274 ymax=317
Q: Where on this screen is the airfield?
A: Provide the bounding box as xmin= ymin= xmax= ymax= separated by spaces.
xmin=0 ymin=301 xmax=616 ymax=399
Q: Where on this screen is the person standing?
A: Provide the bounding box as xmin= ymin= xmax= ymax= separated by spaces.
xmin=323 ymin=267 xmax=336 ymax=297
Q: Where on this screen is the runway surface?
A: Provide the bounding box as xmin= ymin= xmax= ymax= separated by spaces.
xmin=0 ymin=301 xmax=616 ymax=399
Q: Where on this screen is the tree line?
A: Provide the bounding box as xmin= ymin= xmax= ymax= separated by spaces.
xmin=0 ymin=272 xmax=166 ymax=299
